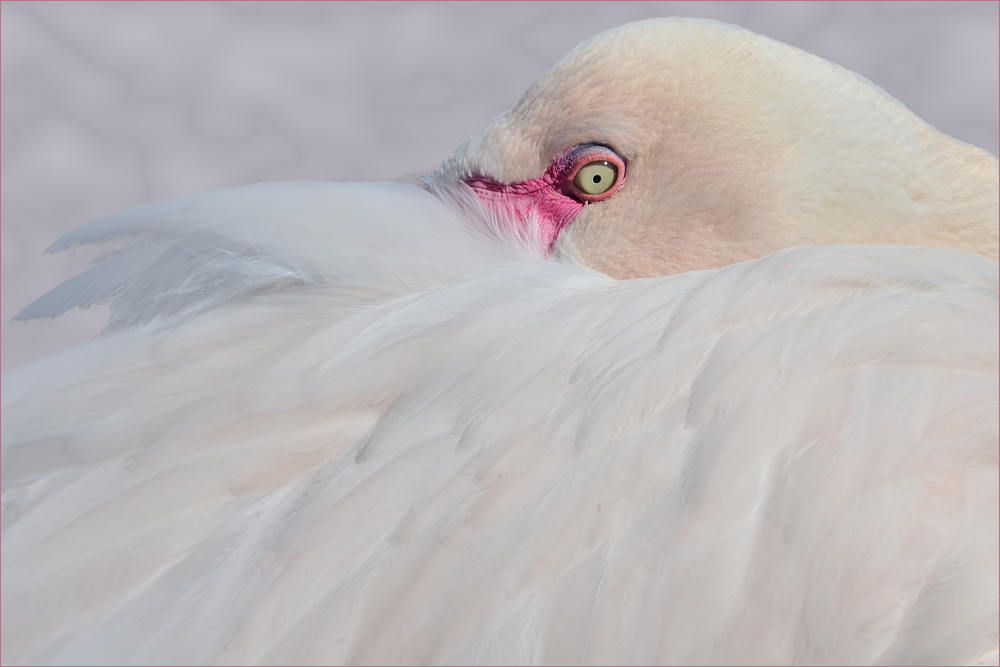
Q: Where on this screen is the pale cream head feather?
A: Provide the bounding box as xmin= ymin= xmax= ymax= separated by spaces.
xmin=443 ymin=18 xmax=999 ymax=279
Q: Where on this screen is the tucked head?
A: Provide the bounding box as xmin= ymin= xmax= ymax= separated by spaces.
xmin=441 ymin=18 xmax=998 ymax=279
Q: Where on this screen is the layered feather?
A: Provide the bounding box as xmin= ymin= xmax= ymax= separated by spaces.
xmin=11 ymin=180 xmax=541 ymax=332
xmin=3 ymin=188 xmax=997 ymax=663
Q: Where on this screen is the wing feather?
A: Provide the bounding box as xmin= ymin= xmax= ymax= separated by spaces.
xmin=13 ymin=180 xmax=535 ymax=331
xmin=2 ymin=244 xmax=996 ymax=665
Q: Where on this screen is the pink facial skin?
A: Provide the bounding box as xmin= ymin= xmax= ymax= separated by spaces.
xmin=464 ymin=144 xmax=626 ymax=251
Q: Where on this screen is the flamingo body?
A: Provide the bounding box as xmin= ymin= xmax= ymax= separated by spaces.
xmin=3 ymin=18 xmax=998 ymax=666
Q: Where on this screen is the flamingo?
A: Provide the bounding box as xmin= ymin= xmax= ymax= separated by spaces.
xmin=2 ymin=18 xmax=997 ymax=666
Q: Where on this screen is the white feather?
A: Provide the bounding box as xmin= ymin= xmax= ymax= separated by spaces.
xmin=3 ymin=180 xmax=996 ymax=664
xmin=11 ymin=180 xmax=540 ymax=332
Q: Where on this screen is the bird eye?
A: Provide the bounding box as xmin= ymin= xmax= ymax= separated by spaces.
xmin=563 ymin=145 xmax=625 ymax=202
xmin=574 ymin=161 xmax=618 ymax=195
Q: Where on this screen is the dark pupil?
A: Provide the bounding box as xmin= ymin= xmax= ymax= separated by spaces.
xmin=592 ymin=174 xmax=602 ymax=184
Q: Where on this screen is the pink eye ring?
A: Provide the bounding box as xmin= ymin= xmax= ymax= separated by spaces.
xmin=563 ymin=145 xmax=626 ymax=202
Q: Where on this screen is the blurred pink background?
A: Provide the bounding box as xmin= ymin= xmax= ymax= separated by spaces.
xmin=3 ymin=1 xmax=998 ymax=371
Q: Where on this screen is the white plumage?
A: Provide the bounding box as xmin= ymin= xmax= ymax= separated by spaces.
xmin=3 ymin=18 xmax=998 ymax=666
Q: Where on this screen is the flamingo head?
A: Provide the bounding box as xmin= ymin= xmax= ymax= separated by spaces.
xmin=439 ymin=18 xmax=997 ymax=279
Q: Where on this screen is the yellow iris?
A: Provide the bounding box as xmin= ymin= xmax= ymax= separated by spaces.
xmin=574 ymin=161 xmax=617 ymax=195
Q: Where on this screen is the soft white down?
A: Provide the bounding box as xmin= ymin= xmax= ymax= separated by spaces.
xmin=2 ymin=18 xmax=998 ymax=666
